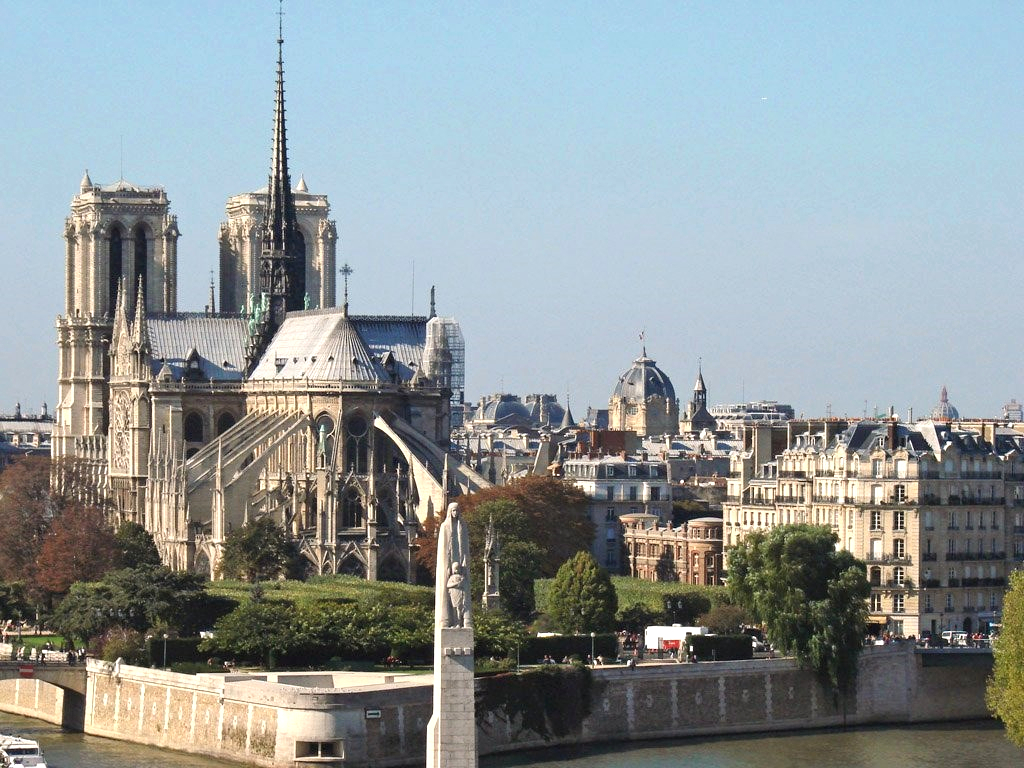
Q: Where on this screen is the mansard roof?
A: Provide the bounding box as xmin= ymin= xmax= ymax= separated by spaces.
xmin=146 ymin=314 xmax=248 ymax=381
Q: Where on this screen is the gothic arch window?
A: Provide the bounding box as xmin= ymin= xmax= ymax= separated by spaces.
xmin=183 ymin=412 xmax=204 ymax=443
xmin=339 ymin=557 xmax=365 ymax=578
xmin=216 ymin=412 xmax=237 ymax=436
xmin=345 ymin=413 xmax=369 ymax=473
xmin=108 ymin=225 xmax=124 ymax=316
xmin=342 ymin=487 xmax=363 ymax=528
xmin=133 ymin=223 xmax=148 ymax=307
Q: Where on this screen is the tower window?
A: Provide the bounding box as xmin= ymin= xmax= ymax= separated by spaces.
xmin=108 ymin=225 xmax=124 ymax=317
xmin=133 ymin=224 xmax=148 ymax=308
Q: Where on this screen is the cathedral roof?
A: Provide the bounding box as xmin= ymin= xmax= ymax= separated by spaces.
xmin=146 ymin=315 xmax=248 ymax=381
xmin=611 ymin=354 xmax=676 ymax=402
xmin=249 ymin=309 xmax=396 ymax=382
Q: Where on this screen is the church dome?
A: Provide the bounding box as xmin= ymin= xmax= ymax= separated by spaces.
xmin=612 ymin=354 xmax=676 ymax=402
xmin=930 ymin=385 xmax=960 ymax=421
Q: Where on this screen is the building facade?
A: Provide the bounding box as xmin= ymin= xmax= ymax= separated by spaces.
xmin=562 ymin=454 xmax=671 ymax=573
xmin=724 ymin=419 xmax=1024 ymax=638
xmin=621 ymin=513 xmax=724 ymax=584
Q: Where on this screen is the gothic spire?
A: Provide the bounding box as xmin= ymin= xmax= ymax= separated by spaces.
xmin=132 ymin=277 xmax=150 ymax=353
xmin=259 ymin=4 xmax=305 ymax=324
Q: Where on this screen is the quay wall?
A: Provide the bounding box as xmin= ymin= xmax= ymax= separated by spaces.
xmin=0 ymin=645 xmax=995 ymax=767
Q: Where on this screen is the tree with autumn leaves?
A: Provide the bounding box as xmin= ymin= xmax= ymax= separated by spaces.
xmin=0 ymin=456 xmax=139 ymax=605
xmin=414 ymin=475 xmax=594 ymax=620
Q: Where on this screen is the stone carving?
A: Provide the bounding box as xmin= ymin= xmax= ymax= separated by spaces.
xmin=436 ymin=501 xmax=471 ymax=629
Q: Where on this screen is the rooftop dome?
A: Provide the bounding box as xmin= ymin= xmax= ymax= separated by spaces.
xmin=930 ymin=385 xmax=960 ymax=421
xmin=612 ymin=354 xmax=676 ymax=402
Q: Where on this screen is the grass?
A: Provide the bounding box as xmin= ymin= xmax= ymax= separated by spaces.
xmin=535 ymin=576 xmax=727 ymax=614
xmin=206 ymin=575 xmax=433 ymax=608
xmin=15 ymin=634 xmax=66 ymax=650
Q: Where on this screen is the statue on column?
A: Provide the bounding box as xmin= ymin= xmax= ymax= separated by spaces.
xmin=436 ymin=501 xmax=472 ymax=629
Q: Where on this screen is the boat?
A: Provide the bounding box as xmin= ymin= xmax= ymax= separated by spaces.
xmin=0 ymin=735 xmax=49 ymax=767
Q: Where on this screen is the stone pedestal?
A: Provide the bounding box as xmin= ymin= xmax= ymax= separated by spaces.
xmin=426 ymin=626 xmax=476 ymax=768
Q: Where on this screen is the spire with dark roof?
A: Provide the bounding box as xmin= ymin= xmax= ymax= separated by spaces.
xmin=132 ymin=278 xmax=149 ymax=353
xmin=259 ymin=9 xmax=305 ymax=324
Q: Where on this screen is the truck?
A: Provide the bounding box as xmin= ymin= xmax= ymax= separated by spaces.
xmin=643 ymin=625 xmax=710 ymax=653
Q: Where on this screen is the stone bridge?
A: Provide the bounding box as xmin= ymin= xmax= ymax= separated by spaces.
xmin=0 ymin=661 xmax=88 ymax=694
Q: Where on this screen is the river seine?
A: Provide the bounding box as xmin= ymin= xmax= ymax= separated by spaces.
xmin=0 ymin=712 xmax=1019 ymax=767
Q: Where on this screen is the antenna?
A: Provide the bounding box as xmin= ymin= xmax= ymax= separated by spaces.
xmin=411 ymin=259 xmax=416 ymax=315
xmin=277 ymin=0 xmax=285 ymax=41
xmin=119 ymin=135 xmax=124 ymax=181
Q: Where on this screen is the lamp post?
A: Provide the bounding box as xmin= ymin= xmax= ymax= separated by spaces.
xmin=590 ymin=632 xmax=596 ymax=665
xmin=162 ymin=634 xmax=168 ymax=669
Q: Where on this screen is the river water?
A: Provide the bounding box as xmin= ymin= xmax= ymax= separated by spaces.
xmin=0 ymin=711 xmax=1019 ymax=767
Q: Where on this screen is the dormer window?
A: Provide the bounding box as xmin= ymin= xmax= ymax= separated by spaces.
xmin=184 ymin=347 xmax=203 ymax=382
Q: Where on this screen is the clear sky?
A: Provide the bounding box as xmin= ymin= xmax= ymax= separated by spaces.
xmin=2 ymin=1 xmax=1021 ymax=422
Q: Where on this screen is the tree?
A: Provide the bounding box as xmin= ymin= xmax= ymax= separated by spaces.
xmin=547 ymin=551 xmax=617 ymax=634
xmin=217 ymin=517 xmax=298 ymax=582
xmin=616 ymin=602 xmax=661 ymax=634
xmin=416 ymin=476 xmax=593 ymax=580
xmin=201 ymin=598 xmax=297 ymax=669
xmin=50 ymin=565 xmax=225 ymax=646
xmin=987 ymin=570 xmax=1024 ymax=745
xmin=662 ymin=591 xmax=712 ymax=625
xmin=728 ymin=524 xmax=869 ymax=694
xmin=466 ymin=500 xmax=543 ymax=620
xmin=697 ymin=604 xmax=750 ymax=634
xmin=474 ymin=609 xmax=529 ymax=660
xmin=34 ymin=503 xmax=116 ymax=596
xmin=113 ymin=522 xmax=161 ymax=569
xmin=0 ymin=456 xmax=56 ymax=580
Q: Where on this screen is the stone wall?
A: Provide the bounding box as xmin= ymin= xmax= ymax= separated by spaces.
xmin=0 ymin=646 xmax=993 ymax=768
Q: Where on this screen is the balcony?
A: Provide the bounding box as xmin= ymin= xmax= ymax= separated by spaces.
xmin=864 ymin=554 xmax=913 ymax=565
xmin=885 ymin=579 xmax=914 ymax=589
xmin=948 ymin=578 xmax=961 ymax=587
xmin=921 ymin=578 xmax=941 ymax=588
xmin=779 ymin=471 xmax=807 ymax=479
xmin=961 ymin=471 xmax=1003 ymax=480
xmin=922 ymin=552 xmax=938 ymax=561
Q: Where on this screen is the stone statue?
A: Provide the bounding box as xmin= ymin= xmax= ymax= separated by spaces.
xmin=436 ymin=501 xmax=471 ymax=628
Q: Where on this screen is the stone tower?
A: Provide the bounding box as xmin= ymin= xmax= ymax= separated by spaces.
xmin=53 ymin=173 xmax=179 ymax=498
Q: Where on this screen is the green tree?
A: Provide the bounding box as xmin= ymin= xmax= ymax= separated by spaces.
xmin=49 ymin=565 xmax=226 ymax=646
xmin=728 ymin=524 xmax=869 ymax=694
xmin=200 ymin=598 xmax=297 ymax=669
xmin=113 ymin=522 xmax=161 ymax=569
xmin=987 ymin=570 xmax=1024 ymax=745
xmin=474 ymin=609 xmax=529 ymax=659
xmin=662 ymin=591 xmax=712 ymax=624
xmin=465 ymin=500 xmax=543 ymax=621
xmin=697 ymin=603 xmax=750 ymax=634
xmin=547 ymin=551 xmax=617 ymax=633
xmin=616 ymin=602 xmax=661 ymax=634
xmin=217 ymin=517 xmax=298 ymax=582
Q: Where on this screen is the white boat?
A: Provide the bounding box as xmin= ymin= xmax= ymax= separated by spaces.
xmin=0 ymin=735 xmax=49 ymax=768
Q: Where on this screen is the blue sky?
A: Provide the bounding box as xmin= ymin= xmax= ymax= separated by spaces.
xmin=1 ymin=1 xmax=1021 ymax=421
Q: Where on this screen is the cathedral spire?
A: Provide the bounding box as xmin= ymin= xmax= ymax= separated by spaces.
xmin=259 ymin=3 xmax=305 ymax=325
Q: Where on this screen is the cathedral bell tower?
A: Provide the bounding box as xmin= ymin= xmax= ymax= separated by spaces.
xmin=54 ymin=172 xmax=178 ymax=495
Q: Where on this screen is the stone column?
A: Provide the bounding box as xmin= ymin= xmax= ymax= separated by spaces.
xmin=427 ymin=502 xmax=477 ymax=768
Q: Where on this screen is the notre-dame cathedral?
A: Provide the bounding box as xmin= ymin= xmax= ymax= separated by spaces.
xmin=52 ymin=31 xmax=485 ymax=581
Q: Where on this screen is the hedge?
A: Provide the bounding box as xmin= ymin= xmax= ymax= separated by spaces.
xmin=519 ymin=634 xmax=618 ymax=664
xmin=688 ymin=634 xmax=753 ymax=662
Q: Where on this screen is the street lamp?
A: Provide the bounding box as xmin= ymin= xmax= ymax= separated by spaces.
xmin=590 ymin=632 xmax=596 ymax=665
xmin=162 ymin=634 xmax=168 ymax=669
